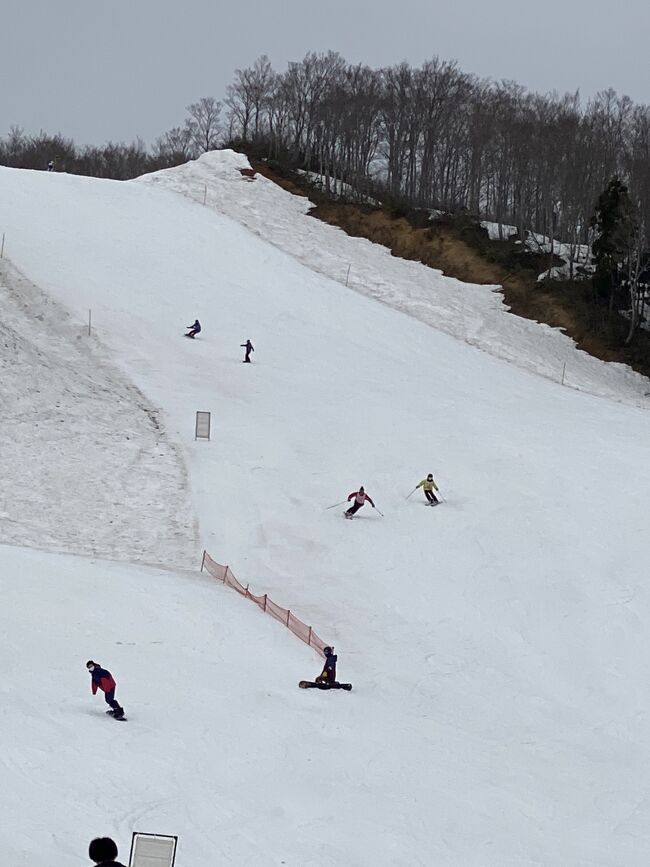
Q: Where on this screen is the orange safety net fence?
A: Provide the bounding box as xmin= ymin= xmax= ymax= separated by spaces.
xmin=201 ymin=550 xmax=328 ymax=656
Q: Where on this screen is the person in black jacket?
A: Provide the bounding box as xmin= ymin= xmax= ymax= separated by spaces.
xmin=240 ymin=339 xmax=254 ymax=362
xmin=315 ymin=646 xmax=337 ymax=686
xmin=185 ymin=319 xmax=201 ymax=338
xmin=89 ymin=837 xmax=127 ymax=866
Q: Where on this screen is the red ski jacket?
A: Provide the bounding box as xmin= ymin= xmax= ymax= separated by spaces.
xmin=347 ymin=491 xmax=375 ymax=507
xmin=90 ymin=666 xmax=116 ymax=695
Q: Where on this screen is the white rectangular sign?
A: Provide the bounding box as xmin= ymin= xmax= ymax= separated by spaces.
xmin=195 ymin=411 xmax=211 ymax=440
xmin=129 ymin=832 xmax=177 ymax=867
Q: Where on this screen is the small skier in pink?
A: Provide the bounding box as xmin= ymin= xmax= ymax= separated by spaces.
xmin=345 ymin=486 xmax=375 ymax=518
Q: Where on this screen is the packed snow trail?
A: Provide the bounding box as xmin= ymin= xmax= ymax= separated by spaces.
xmin=1 ymin=155 xmax=650 ymax=865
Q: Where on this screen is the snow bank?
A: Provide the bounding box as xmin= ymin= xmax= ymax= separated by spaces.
xmin=0 ymin=260 xmax=197 ymax=566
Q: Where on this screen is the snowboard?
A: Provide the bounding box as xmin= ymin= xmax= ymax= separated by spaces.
xmin=299 ymin=680 xmax=352 ymax=691
xmin=106 ymin=710 xmax=128 ymax=722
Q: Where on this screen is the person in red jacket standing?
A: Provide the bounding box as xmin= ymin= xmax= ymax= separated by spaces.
xmin=345 ymin=486 xmax=375 ymax=518
xmin=86 ymin=661 xmax=125 ymax=719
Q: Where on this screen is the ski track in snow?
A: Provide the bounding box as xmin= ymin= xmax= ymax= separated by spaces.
xmin=0 ymin=260 xmax=198 ymax=566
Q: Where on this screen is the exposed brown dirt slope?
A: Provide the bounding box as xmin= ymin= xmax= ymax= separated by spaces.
xmin=250 ymin=159 xmax=650 ymax=378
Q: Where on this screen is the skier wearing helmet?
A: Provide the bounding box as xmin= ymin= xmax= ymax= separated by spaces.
xmin=415 ymin=473 xmax=440 ymax=505
xmin=315 ymin=646 xmax=338 ymax=686
xmin=344 ymin=486 xmax=375 ymax=518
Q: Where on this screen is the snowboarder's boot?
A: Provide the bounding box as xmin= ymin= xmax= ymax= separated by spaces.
xmin=112 ymin=706 xmax=125 ymax=720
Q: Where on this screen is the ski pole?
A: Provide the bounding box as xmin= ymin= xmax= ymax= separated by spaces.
xmin=325 ymin=500 xmax=347 ymax=510
xmin=375 ymin=507 xmax=384 ymax=517
xmin=405 ymin=488 xmax=417 ymax=500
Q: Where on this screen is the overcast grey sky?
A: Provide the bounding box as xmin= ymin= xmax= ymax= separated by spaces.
xmin=2 ymin=0 xmax=649 ymax=145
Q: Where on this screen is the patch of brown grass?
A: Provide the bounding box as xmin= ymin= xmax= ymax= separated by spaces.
xmin=249 ymin=160 xmax=650 ymax=379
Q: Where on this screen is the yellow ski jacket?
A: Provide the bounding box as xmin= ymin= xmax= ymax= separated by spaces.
xmin=416 ymin=477 xmax=439 ymax=493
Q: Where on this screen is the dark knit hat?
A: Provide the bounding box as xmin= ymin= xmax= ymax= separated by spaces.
xmin=89 ymin=837 xmax=118 ymax=863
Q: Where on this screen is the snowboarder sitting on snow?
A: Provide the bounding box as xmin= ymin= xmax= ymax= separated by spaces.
xmin=315 ymin=646 xmax=338 ymax=687
xmin=86 ymin=660 xmax=125 ymax=719
xmin=240 ymin=339 xmax=254 ymax=362
xmin=345 ymin=486 xmax=375 ymax=517
xmin=88 ymin=837 xmax=127 ymax=866
xmin=416 ymin=473 xmax=440 ymax=505
xmin=185 ymin=319 xmax=201 ymax=338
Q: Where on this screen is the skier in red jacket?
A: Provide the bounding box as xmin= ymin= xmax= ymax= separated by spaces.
xmin=86 ymin=661 xmax=125 ymax=719
xmin=345 ymin=486 xmax=375 ymax=518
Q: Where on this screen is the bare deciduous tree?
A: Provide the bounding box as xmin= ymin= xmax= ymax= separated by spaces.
xmin=186 ymin=96 xmax=222 ymax=153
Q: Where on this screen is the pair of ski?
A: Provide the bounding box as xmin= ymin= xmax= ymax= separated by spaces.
xmin=299 ymin=680 xmax=352 ymax=691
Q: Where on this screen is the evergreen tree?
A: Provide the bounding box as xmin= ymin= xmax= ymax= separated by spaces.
xmin=591 ymin=177 xmax=637 ymax=308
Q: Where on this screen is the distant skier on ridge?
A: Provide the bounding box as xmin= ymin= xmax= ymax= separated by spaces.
xmin=185 ymin=319 xmax=201 ymax=338
xmin=240 ymin=339 xmax=254 ymax=362
xmin=344 ymin=486 xmax=375 ymax=518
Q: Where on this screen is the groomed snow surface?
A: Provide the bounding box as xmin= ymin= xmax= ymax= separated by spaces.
xmin=1 ymin=152 xmax=650 ymax=866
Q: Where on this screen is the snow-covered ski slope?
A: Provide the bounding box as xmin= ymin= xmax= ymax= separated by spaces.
xmin=2 ymin=152 xmax=650 ymax=865
xmin=140 ymin=151 xmax=650 ymax=406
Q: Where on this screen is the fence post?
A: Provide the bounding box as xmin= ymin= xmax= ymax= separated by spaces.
xmin=0 ymin=232 xmax=5 ymax=259
xmin=307 ymin=626 xmax=312 ymax=646
xmin=286 ymin=609 xmax=291 ymax=626
xmin=224 ymin=565 xmax=230 ymax=585
xmin=200 ymin=550 xmax=206 ymax=572
xmin=263 ymin=594 xmax=267 ymax=612
xmin=88 ymin=309 xmax=92 ymax=337
xmin=561 ymin=361 xmax=567 ymax=386
xmin=245 ymin=583 xmax=249 ymax=597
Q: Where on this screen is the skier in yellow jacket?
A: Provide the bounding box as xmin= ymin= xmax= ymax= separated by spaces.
xmin=416 ymin=473 xmax=440 ymax=505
